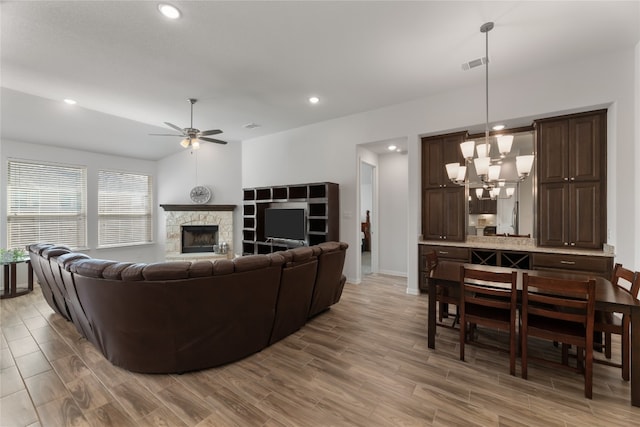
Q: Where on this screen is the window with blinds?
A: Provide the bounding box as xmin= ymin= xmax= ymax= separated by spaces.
xmin=7 ymin=160 xmax=87 ymax=249
xmin=98 ymin=170 xmax=153 ymax=247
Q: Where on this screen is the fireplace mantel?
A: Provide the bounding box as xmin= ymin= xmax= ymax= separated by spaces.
xmin=160 ymin=204 xmax=236 ymax=212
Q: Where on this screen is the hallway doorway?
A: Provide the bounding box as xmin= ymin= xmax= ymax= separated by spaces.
xmin=360 ymin=161 xmax=374 ymax=276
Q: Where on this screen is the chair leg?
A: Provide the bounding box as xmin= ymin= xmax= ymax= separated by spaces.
xmin=604 ymin=332 xmax=612 ymax=359
xmin=622 ymin=318 xmax=630 ymax=381
xmin=450 ymin=306 xmax=459 ymax=328
xmin=585 ymin=345 xmax=593 ymax=399
xmin=521 ymin=335 xmax=528 ymax=380
xmin=562 ymin=343 xmax=569 ymax=366
xmin=577 ymin=346 xmax=584 ymax=374
xmin=509 ymin=327 xmax=516 ymax=376
xmin=459 ymin=319 xmax=466 ymax=362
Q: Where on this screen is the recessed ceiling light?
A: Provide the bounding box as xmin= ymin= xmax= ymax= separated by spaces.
xmin=63 ymin=98 xmax=77 ymax=105
xmin=308 ymin=96 xmax=320 ymax=104
xmin=388 ymin=145 xmax=397 ymax=151
xmin=158 ymin=3 xmax=181 ymax=19
xmin=492 ymin=124 xmax=505 ymax=131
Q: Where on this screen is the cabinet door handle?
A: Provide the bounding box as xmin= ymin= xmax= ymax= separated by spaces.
xmin=564 ymin=242 xmax=569 ymax=245
xmin=564 ymin=177 xmax=569 ymax=181
xmin=570 ymin=177 xmax=575 ymax=181
xmin=439 ymin=251 xmax=449 ymax=255
xmin=560 ymin=260 xmax=576 ymax=265
xmin=443 ymin=236 xmax=447 ymax=240
xmin=570 ymin=242 xmax=576 ymax=246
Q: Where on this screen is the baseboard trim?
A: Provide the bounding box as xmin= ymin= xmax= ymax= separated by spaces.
xmin=378 ymin=269 xmax=407 ymax=277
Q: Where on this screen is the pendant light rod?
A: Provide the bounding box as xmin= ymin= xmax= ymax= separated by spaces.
xmin=188 ymin=98 xmax=197 ymax=129
xmin=481 ymin=22 xmax=494 ymax=154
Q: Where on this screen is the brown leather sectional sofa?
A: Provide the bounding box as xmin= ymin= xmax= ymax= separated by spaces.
xmin=27 ymin=241 xmax=348 ymax=373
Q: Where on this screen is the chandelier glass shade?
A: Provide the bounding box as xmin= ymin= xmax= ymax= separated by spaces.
xmin=445 ymin=22 xmax=534 ymax=192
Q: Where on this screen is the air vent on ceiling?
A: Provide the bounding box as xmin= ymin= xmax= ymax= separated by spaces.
xmin=462 ymin=56 xmax=489 ymax=71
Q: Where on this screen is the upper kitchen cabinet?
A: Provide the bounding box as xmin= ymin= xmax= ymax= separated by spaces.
xmin=536 ymin=110 xmax=606 ymax=249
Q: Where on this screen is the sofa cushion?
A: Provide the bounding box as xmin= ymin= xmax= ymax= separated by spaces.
xmin=273 ymin=250 xmax=293 ymax=263
xmin=28 ymin=243 xmax=52 ymax=255
xmin=103 ymin=262 xmax=135 ymax=280
xmin=289 ymin=246 xmax=314 ymax=262
xmin=121 ymin=263 xmax=147 ymax=281
xmin=56 ymin=253 xmax=91 ymax=270
xmin=71 ymin=259 xmax=118 ymax=278
xmin=317 ymin=241 xmax=343 ymax=253
xmin=234 ymin=254 xmax=273 ymax=272
xmin=44 ymin=244 xmax=71 ymax=255
xmin=212 ymin=259 xmax=235 ymax=275
xmin=143 ymin=262 xmax=191 ymax=280
xmin=189 ymin=261 xmax=214 ymax=278
xmin=268 ymin=253 xmax=286 ymax=266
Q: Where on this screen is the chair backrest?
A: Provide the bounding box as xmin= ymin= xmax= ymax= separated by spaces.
xmin=611 ymin=263 xmax=640 ymax=300
xmin=426 ymin=250 xmax=438 ymax=273
xmin=460 ymin=266 xmax=517 ymax=310
xmin=522 ymin=274 xmax=596 ymax=328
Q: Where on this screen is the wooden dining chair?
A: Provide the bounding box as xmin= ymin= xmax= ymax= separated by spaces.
xmin=594 ymin=263 xmax=639 ymax=381
xmin=428 ymin=251 xmax=458 ymax=328
xmin=521 ymin=273 xmax=596 ymax=399
xmin=459 ymin=266 xmax=518 ymax=375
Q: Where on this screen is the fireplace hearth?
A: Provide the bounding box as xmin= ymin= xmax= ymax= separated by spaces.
xmin=181 ymin=225 xmax=219 ymax=253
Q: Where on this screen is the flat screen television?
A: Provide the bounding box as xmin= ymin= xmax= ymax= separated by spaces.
xmin=264 ymin=208 xmax=306 ymax=241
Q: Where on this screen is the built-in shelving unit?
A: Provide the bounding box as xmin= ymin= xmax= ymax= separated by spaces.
xmin=241 ymin=182 xmax=339 ymax=255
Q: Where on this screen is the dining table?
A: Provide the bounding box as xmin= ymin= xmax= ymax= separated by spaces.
xmin=426 ymin=260 xmax=640 ymax=407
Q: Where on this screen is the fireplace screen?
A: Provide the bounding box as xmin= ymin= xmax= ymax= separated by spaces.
xmin=181 ymin=225 xmax=219 ymax=253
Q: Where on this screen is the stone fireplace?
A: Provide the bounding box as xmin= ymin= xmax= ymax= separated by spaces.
xmin=161 ymin=204 xmax=236 ymax=261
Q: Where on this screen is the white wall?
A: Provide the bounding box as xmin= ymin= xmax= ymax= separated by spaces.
xmin=156 ymin=141 xmax=243 ymax=257
xmin=378 ymin=152 xmax=408 ymax=276
xmin=243 ymin=47 xmax=639 ymax=290
xmin=0 ymin=139 xmax=158 ymax=263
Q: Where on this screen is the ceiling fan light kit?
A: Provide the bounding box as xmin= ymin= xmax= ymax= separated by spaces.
xmin=149 ymin=98 xmax=227 ymax=149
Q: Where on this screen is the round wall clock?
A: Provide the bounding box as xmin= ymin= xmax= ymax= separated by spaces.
xmin=190 ymin=186 xmax=212 ymax=204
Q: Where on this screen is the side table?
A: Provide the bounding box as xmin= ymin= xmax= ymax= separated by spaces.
xmin=1 ymin=256 xmax=33 ymax=299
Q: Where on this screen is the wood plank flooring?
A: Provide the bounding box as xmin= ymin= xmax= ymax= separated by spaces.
xmin=1 ymin=274 xmax=639 ymax=426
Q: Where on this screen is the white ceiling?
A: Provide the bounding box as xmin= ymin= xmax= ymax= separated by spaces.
xmin=2 ymin=1 xmax=638 ymax=160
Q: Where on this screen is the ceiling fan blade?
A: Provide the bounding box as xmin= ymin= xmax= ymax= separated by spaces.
xmin=198 ymin=129 xmax=223 ymax=136
xmin=199 ymin=136 xmax=228 ymax=145
xmin=164 ymin=122 xmax=186 ymax=134
xmin=148 ymin=133 xmax=184 ymax=137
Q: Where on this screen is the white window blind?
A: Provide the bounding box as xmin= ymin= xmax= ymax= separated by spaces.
xmin=98 ymin=170 xmax=152 ymax=247
xmin=7 ymin=160 xmax=87 ymax=249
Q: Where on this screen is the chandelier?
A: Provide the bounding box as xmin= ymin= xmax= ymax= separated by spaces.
xmin=444 ymin=22 xmax=534 ymax=199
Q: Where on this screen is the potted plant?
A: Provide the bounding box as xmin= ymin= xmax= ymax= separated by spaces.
xmin=0 ymin=248 xmax=26 ymax=263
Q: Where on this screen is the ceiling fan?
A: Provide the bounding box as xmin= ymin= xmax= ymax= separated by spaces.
xmin=150 ymin=98 xmax=227 ymax=149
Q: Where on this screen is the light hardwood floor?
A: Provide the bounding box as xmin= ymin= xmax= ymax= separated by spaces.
xmin=1 ymin=274 xmax=639 ymax=426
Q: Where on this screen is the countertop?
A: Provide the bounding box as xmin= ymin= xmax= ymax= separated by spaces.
xmin=419 ymin=237 xmax=614 ymax=258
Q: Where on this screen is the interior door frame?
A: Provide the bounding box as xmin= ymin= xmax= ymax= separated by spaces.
xmin=358 ymin=158 xmax=378 ymax=282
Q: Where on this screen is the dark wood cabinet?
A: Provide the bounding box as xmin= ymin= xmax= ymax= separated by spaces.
xmin=422 ymin=187 xmax=465 ymax=241
xmin=536 ymin=110 xmax=606 ymax=249
xmin=421 ymin=132 xmax=466 ymax=241
xmin=468 ymin=191 xmax=497 ymax=214
xmin=418 ymin=243 xmax=613 ymax=291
